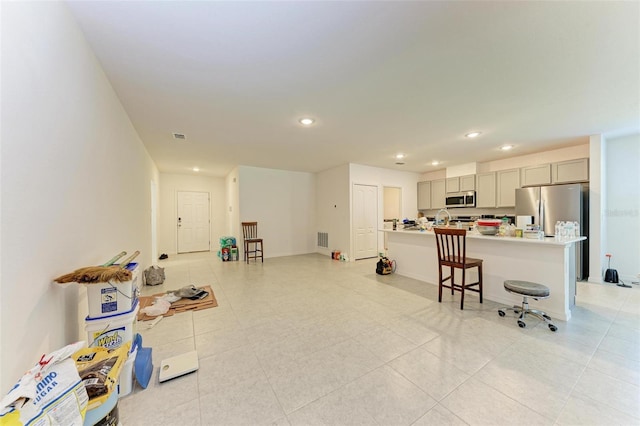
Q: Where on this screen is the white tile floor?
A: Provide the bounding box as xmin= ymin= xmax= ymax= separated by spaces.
xmin=119 ymin=252 xmax=640 ymax=425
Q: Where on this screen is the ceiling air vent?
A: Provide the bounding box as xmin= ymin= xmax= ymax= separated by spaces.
xmin=172 ymin=133 xmax=186 ymax=140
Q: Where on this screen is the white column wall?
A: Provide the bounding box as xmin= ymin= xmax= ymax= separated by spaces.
xmin=605 ymin=134 xmax=640 ymax=282
xmin=1 ymin=1 xmax=158 ymax=390
xmin=316 ymin=165 xmax=351 ymax=257
xmin=158 ymin=173 xmax=226 ymax=256
xmin=225 ymin=167 xmax=240 ymax=239
xmin=589 ymin=134 xmax=606 ymax=283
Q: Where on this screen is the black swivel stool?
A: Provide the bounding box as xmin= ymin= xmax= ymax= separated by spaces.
xmin=498 ymin=280 xmax=557 ymax=332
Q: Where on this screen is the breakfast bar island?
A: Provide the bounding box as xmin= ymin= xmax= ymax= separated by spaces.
xmin=382 ymin=228 xmax=587 ymax=321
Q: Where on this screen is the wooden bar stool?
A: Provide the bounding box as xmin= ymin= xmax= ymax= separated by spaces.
xmin=433 ymin=228 xmax=483 ymax=309
xmin=241 ymin=222 xmax=263 ymax=263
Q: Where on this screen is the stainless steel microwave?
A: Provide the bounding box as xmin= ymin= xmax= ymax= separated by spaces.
xmin=445 ymin=191 xmax=476 ymax=208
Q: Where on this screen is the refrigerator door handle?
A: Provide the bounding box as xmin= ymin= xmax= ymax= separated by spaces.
xmin=540 ymin=199 xmax=545 ymax=234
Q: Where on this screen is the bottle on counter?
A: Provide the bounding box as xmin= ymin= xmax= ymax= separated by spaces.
xmin=564 ymin=221 xmax=574 ymax=239
xmin=499 ymin=217 xmax=509 ymax=236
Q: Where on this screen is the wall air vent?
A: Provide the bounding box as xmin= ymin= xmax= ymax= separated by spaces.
xmin=172 ymin=133 xmax=186 ymax=140
xmin=317 ymin=232 xmax=329 ymax=248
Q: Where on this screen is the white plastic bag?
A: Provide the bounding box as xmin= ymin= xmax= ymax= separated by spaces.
xmin=140 ymin=298 xmax=171 ymax=317
xmin=0 ymin=341 xmax=88 ymax=426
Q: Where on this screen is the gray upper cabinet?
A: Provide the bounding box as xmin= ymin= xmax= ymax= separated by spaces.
xmin=417 ymin=181 xmax=431 ymax=210
xmin=476 ymin=172 xmax=496 ymax=208
xmin=521 ymin=164 xmax=551 ymax=187
xmin=445 ymin=177 xmax=460 ymax=193
xmin=496 ymin=168 xmax=520 ymax=207
xmin=446 ymin=175 xmax=475 ymax=193
xmin=552 ymin=158 xmax=589 ymax=184
xmin=460 ymin=175 xmax=475 ymax=191
xmin=431 ymin=179 xmax=446 ymax=209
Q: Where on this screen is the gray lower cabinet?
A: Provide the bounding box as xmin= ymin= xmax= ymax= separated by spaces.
xmin=431 ymin=179 xmax=446 ymax=209
xmin=497 ymin=168 xmax=520 ymax=207
xmin=476 ymin=172 xmax=496 ymax=208
xmin=417 ymin=181 xmax=431 ymax=210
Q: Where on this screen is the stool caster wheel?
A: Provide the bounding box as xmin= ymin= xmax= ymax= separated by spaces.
xmin=517 ymin=320 xmax=526 ymax=328
xmin=498 ymin=310 xmax=506 ymax=317
xmin=548 ymin=324 xmax=557 ymax=332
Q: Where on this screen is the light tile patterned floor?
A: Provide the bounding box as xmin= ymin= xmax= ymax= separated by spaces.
xmin=119 ymin=252 xmax=640 ymax=425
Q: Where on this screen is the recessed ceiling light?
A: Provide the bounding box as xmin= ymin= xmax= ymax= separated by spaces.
xmin=395 ymin=153 xmax=405 ymax=160
xmin=298 ymin=117 xmax=315 ymax=126
xmin=500 ymin=145 xmax=514 ymax=151
xmin=465 ymin=131 xmax=481 ymax=138
xmin=431 ymin=160 xmax=440 ymax=166
xmin=192 ymin=167 xmax=200 ymax=172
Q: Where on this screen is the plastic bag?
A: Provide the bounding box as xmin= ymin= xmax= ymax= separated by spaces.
xmin=172 ymin=284 xmax=201 ymax=298
xmin=1 ymin=341 xmax=89 ymax=426
xmin=140 ymin=298 xmax=171 ymax=317
xmin=72 ymin=343 xmax=130 ymax=410
xmin=144 ymin=265 xmax=165 ymax=286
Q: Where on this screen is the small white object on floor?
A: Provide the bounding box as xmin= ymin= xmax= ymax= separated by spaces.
xmin=142 ymin=315 xmax=163 ymax=329
xmin=158 ymin=350 xmax=199 ymax=383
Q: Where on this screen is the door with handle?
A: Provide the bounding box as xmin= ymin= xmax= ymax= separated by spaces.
xmin=177 ymin=191 xmax=210 ymax=253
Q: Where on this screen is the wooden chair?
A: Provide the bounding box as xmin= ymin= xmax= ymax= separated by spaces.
xmin=241 ymin=222 xmax=263 ymax=263
xmin=433 ymin=228 xmax=483 ymax=309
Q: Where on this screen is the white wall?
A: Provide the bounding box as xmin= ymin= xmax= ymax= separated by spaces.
xmin=316 ymin=165 xmax=351 ymax=257
xmin=383 ymin=187 xmax=402 ymax=220
xmin=158 ymin=173 xmax=226 ymax=255
xmin=605 ymin=134 xmax=640 ymax=282
xmin=350 ymin=164 xmax=420 ymax=255
xmin=1 ymin=1 xmax=158 ymax=390
xmin=238 ymin=166 xmax=316 ymax=258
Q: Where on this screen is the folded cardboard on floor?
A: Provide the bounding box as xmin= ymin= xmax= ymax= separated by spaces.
xmin=137 ymin=285 xmax=217 ymax=321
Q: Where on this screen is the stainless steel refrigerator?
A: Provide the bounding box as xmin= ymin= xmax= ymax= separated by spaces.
xmin=515 ymin=183 xmax=589 ymax=280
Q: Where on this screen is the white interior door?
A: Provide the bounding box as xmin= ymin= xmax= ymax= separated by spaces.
xmin=353 ymin=184 xmax=378 ymax=260
xmin=177 ymin=191 xmax=210 ymax=253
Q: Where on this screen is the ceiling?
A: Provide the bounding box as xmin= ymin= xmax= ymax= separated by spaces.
xmin=67 ymin=1 xmax=639 ymax=177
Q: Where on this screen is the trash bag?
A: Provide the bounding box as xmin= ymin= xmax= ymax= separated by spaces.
xmin=144 ymin=265 xmax=165 ymax=286
xmin=173 ymin=285 xmax=201 ymax=298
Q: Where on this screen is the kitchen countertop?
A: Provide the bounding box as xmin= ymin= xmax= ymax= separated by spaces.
xmin=383 ymin=228 xmax=586 ymax=321
xmin=381 ymin=228 xmax=586 ymax=246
